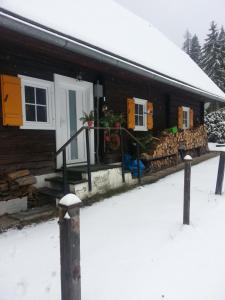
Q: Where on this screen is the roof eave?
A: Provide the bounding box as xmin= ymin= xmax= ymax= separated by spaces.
xmin=0 ymin=9 xmax=225 ymax=103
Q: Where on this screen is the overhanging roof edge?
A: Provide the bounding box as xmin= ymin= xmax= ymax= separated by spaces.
xmin=0 ymin=8 xmax=225 ymax=103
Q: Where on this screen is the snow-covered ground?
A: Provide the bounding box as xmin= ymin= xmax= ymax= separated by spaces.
xmin=1 ymin=156 xmax=225 ymax=300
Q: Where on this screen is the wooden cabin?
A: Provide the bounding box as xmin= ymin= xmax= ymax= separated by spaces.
xmin=0 ymin=1 xmax=225 ymax=207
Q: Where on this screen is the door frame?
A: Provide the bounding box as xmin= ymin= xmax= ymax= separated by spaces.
xmin=54 ymin=74 xmax=95 ymax=168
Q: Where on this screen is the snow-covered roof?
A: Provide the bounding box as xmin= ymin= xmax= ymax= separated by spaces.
xmin=1 ymin=0 xmax=225 ymax=101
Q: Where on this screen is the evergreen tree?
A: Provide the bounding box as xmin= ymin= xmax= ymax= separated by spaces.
xmin=218 ymin=26 xmax=225 ymax=91
xmin=200 ymin=21 xmax=222 ymax=83
xmin=201 ymin=22 xmax=225 ymax=111
xmin=182 ymin=30 xmax=192 ymax=55
xmin=190 ymin=34 xmax=201 ymax=65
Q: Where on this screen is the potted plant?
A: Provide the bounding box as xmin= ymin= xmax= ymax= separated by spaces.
xmin=113 ymin=113 xmax=125 ymax=128
xmin=100 ymin=110 xmax=124 ymax=163
xmin=80 ymin=111 xmax=95 ymax=128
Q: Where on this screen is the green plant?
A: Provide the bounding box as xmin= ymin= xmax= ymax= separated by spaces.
xmin=80 ymin=110 xmax=95 ymax=124
xmin=100 ymin=110 xmax=125 ymax=128
xmin=139 ymin=133 xmax=154 ymax=150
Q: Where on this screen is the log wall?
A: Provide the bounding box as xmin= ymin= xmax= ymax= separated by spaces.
xmin=0 ymin=27 xmax=206 ymax=175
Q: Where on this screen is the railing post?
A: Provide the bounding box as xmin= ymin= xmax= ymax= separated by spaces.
xmin=85 ymin=128 xmax=92 ymax=192
xmin=59 ymin=194 xmax=82 ymax=300
xmin=215 ymin=152 xmax=225 ymax=195
xmin=120 ymin=129 xmax=125 ymax=183
xmin=183 ymin=155 xmax=192 ymax=225
xmin=62 ymin=149 xmax=69 ymax=195
xmin=136 ymin=143 xmax=141 ymax=184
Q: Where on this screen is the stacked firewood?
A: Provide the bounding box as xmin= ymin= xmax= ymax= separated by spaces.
xmin=141 ymin=125 xmax=208 ymax=171
xmin=0 ymin=170 xmax=36 ymax=201
xmin=178 ymin=125 xmax=208 ymax=150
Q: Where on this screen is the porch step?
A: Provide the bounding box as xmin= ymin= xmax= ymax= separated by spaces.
xmin=45 ymin=176 xmax=87 ymax=185
xmin=38 ymin=187 xmax=64 ymax=200
xmin=66 ymin=163 xmax=123 ymax=173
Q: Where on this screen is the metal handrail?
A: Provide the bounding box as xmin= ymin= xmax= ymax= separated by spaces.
xmin=56 ymin=126 xmax=144 ymax=156
xmin=56 ymin=126 xmax=85 ymax=156
xmin=56 ymin=126 xmax=144 ymax=194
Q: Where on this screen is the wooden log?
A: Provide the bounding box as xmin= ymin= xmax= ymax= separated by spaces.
xmin=7 ymin=169 xmax=30 ymax=181
xmin=59 ymin=196 xmax=82 ymax=300
xmin=15 ymin=175 xmax=37 ymax=186
xmin=183 ymin=156 xmax=192 ymax=225
xmin=215 ymin=152 xmax=225 ymax=195
xmin=0 ymin=182 xmax=8 ymax=192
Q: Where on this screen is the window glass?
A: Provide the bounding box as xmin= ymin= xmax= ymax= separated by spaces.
xmin=26 ymin=104 xmax=36 ymax=121
xmin=24 ymin=85 xmax=47 ymax=123
xmin=25 ymin=86 xmax=35 ymax=104
xmin=36 ymin=88 xmax=47 ymax=105
xmin=37 ymin=105 xmax=47 ymax=122
xmin=182 ymin=108 xmax=189 ymax=129
xmin=69 ymin=90 xmax=78 ymax=160
xmin=135 ymin=103 xmax=144 ymax=127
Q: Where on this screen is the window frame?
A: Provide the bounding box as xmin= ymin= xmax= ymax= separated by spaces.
xmin=182 ymin=106 xmax=190 ymax=130
xmin=134 ymin=98 xmax=148 ymax=131
xmin=19 ymin=75 xmax=55 ymax=130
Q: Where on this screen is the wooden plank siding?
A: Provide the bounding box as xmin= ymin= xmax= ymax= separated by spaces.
xmin=0 ymin=27 xmax=206 ymax=175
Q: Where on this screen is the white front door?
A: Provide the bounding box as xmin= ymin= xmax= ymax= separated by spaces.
xmin=55 ymin=74 xmax=94 ymax=168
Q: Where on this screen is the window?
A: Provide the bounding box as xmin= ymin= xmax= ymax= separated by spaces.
xmin=134 ymin=98 xmax=147 ymax=131
xmin=20 ymin=76 xmax=55 ymax=130
xmin=182 ymin=106 xmax=190 ymax=129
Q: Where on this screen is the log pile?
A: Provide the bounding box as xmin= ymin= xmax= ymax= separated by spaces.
xmin=0 ymin=169 xmax=37 ymax=201
xmin=177 ymin=125 xmax=208 ymax=150
xmin=141 ymin=125 xmax=208 ymax=171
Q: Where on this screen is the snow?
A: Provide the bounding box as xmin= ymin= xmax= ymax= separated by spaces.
xmin=1 ymin=157 xmax=225 ymax=299
xmin=59 ymin=193 xmax=81 ymax=207
xmin=184 ymin=154 xmax=192 ymax=160
xmin=1 ymin=0 xmax=225 ymax=101
xmin=208 ymin=142 xmax=225 ymax=152
xmin=205 ymin=108 xmax=225 ymax=143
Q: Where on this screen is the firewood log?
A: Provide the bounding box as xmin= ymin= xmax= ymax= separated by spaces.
xmin=7 ymin=169 xmax=30 ymax=181
xmin=15 ymin=175 xmax=37 ymax=187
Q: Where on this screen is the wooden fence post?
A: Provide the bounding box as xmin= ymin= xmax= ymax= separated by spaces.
xmin=215 ymin=152 xmax=225 ymax=195
xmin=58 ymin=194 xmax=82 ymax=300
xmin=183 ymin=155 xmax=192 ymax=225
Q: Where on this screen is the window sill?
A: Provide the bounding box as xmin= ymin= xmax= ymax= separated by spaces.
xmin=134 ymin=127 xmax=148 ymax=132
xmin=20 ymin=122 xmax=55 ymax=130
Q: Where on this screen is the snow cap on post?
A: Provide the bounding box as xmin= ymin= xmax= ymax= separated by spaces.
xmin=184 ymin=155 xmax=193 ymax=161
xmin=59 ymin=194 xmax=81 ymax=209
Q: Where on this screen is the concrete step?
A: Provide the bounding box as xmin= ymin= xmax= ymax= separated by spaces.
xmin=11 ymin=205 xmax=57 ymax=224
xmin=38 ymin=187 xmax=64 ymax=200
xmin=45 ymin=176 xmax=87 ymax=186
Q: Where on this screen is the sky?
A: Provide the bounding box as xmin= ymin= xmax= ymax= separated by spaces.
xmin=116 ymin=0 xmax=225 ymax=47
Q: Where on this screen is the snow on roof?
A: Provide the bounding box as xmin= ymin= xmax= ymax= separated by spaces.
xmin=1 ymin=0 xmax=225 ymax=100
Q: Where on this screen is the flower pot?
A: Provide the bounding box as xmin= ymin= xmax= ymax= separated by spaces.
xmin=87 ymin=120 xmax=94 ymax=128
xmin=104 ymin=135 xmax=111 ymax=142
xmin=103 ymin=151 xmax=121 ymax=164
xmin=114 ymin=122 xmax=121 ymax=129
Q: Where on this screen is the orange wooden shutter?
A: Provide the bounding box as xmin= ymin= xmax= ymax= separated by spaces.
xmin=147 ymin=102 xmax=153 ymax=130
xmin=1 ymin=75 xmax=23 ymax=126
xmin=189 ymin=108 xmax=194 ymax=128
xmin=178 ymin=106 xmax=183 ymax=129
xmin=127 ymin=98 xmax=135 ymax=129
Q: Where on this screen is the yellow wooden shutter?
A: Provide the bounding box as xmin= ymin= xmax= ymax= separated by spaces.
xmin=127 ymin=98 xmax=135 ymax=129
xmin=178 ymin=106 xmax=183 ymax=129
xmin=189 ymin=108 xmax=194 ymax=128
xmin=1 ymin=75 xmax=23 ymax=126
xmin=147 ymin=102 xmax=153 ymax=130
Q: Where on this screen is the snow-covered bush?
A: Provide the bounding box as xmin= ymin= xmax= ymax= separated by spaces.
xmin=205 ymin=108 xmax=225 ymax=143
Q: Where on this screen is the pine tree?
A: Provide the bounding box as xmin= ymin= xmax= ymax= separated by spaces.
xmin=190 ymin=34 xmax=201 ymax=65
xmin=218 ymin=26 xmax=225 ymax=91
xmin=182 ymin=30 xmax=192 ymax=55
xmin=200 ymin=21 xmax=222 ymax=83
xmin=201 ymin=21 xmax=225 ymax=111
